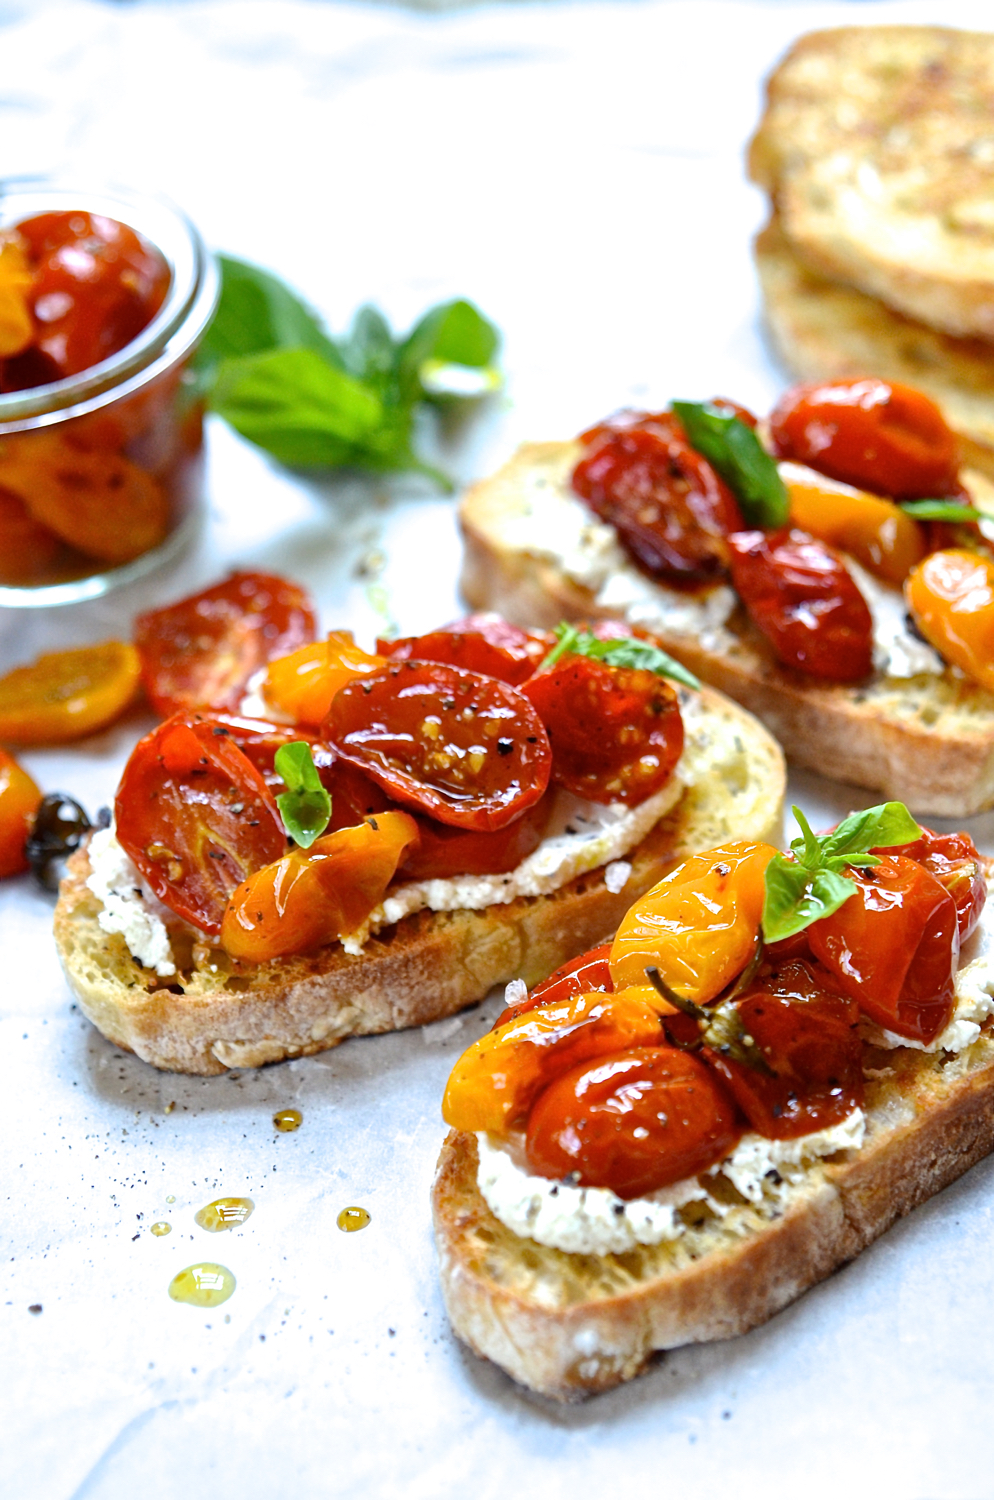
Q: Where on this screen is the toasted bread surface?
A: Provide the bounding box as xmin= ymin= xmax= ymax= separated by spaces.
xmin=749 ymin=26 xmax=994 ymax=340
xmin=53 ymin=686 xmax=783 ymax=1075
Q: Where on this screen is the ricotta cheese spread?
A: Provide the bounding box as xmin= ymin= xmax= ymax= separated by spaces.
xmin=238 ymin=666 xmax=295 ymax=723
xmin=85 ymin=825 xmax=177 ymax=977
xmin=844 ymin=557 xmax=945 ymax=679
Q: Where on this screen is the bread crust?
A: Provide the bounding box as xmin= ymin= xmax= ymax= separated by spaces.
xmin=459 ymin=442 xmax=994 ymax=816
xmin=53 ymin=686 xmax=784 ymax=1075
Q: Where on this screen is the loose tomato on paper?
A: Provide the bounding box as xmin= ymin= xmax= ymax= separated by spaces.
xmin=220 ymin=811 xmax=419 ymax=963
xmin=877 ymin=827 xmax=987 ymax=942
xmin=807 ymin=854 xmax=959 ymax=1044
xmin=263 ymin=632 xmax=385 ymax=726
xmin=0 ymin=747 xmax=42 ymax=878
xmin=905 ymin=549 xmax=994 ymax=692
xmin=769 ymin=378 xmax=960 ymax=499
xmin=494 ymin=943 xmax=616 ymax=1027
xmin=728 ymin=528 xmax=873 ymax=682
xmin=786 ymin=477 xmax=925 ymax=586
xmin=0 ymin=640 xmax=141 ymax=745
xmin=525 ymin=1046 xmax=742 ymax=1198
xmin=522 ymin=656 xmax=683 ymax=805
xmin=115 ymin=716 xmax=287 ymax=934
xmin=327 ymin=661 xmax=552 ymax=831
xmin=380 ymin=616 xmax=551 ymax=687
xmin=134 ymin=572 xmax=318 ymax=717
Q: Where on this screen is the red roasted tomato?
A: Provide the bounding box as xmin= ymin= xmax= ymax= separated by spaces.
xmin=728 ymin=528 xmax=873 ymax=681
xmin=379 ymin=616 xmax=551 ymax=686
xmin=397 ymin=787 xmax=555 ymax=881
xmin=494 ymin=943 xmax=615 ymax=1027
xmin=877 ymin=827 xmax=987 ymax=942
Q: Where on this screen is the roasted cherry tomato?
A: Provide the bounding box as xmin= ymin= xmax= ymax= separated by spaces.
xmin=769 ymin=378 xmax=960 ymax=499
xmin=728 ymin=528 xmax=873 ymax=682
xmin=0 ymin=485 xmax=63 ymax=584
xmin=0 ymin=234 xmax=34 ymax=359
xmin=442 ymin=989 xmax=665 ymax=1134
xmin=380 ymin=616 xmax=551 ymax=687
xmin=115 ymin=715 xmax=287 ymax=934
xmin=0 ymin=640 xmax=140 ymax=744
xmin=0 ymin=747 xmax=42 ymax=878
xmin=703 ymin=960 xmax=863 ymax=1139
xmin=708 ymin=397 xmax=758 ymax=429
xmin=495 ymin=943 xmax=615 ymax=1027
xmin=264 ymin=632 xmax=386 ymax=727
xmin=785 ymin=475 xmax=926 ymax=586
xmin=807 ymin=854 xmax=959 ymax=1044
xmin=220 ymin=811 xmax=419 ymax=963
xmin=905 ymin=549 xmax=994 ymax=692
xmin=878 ymin=827 xmax=986 ymax=942
xmin=398 ymin=786 xmax=555 ymax=882
xmin=572 ymin=410 xmax=744 ymax=584
xmin=525 ymin=1046 xmax=741 ymax=1198
xmin=187 ymin=714 xmax=333 ymax=795
xmin=327 ymin=661 xmax=552 ymax=832
xmin=522 ymin=656 xmax=683 ymax=804
xmin=610 ymin=841 xmax=777 ymax=1004
xmin=134 ymin=572 xmax=317 ymax=717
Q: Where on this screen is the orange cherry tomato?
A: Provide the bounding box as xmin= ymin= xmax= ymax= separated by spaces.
xmin=881 ymin=827 xmax=987 ymax=941
xmin=115 ymin=715 xmax=287 ymax=934
xmin=807 ymin=854 xmax=959 ymax=1044
xmin=380 ymin=616 xmax=552 ymax=687
xmin=0 ymin=746 xmax=42 ymax=878
xmin=441 ymin=989 xmax=665 ymax=1135
xmin=786 ymin=477 xmax=926 ymax=586
xmin=0 ymin=235 xmax=34 ymax=358
xmin=522 ymin=656 xmax=684 ymax=805
xmin=769 ymin=379 xmax=960 ymax=499
xmin=525 ymin=1046 xmax=742 ymax=1198
xmin=135 ymin=572 xmax=318 ymax=717
xmin=494 ymin=943 xmax=615 ymax=1027
xmin=220 ymin=810 xmax=419 ymax=962
xmin=0 ymin=485 xmax=63 ymax=584
xmin=905 ymin=549 xmax=994 ymax=692
xmin=610 ymin=841 xmax=777 ymax=1004
xmin=264 ymin=632 xmax=386 ymax=726
xmin=0 ymin=640 xmax=140 ymax=745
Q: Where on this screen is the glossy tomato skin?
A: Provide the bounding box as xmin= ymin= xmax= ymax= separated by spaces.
xmin=134 ymin=572 xmax=317 ymax=717
xmin=380 ymin=616 xmax=552 ymax=687
xmin=495 ymin=943 xmax=615 ymax=1027
xmin=572 ymin=411 xmax=744 ymax=584
xmin=115 ymin=715 xmax=287 ymax=935
xmin=769 ymin=378 xmax=960 ymax=499
xmin=878 ymin=827 xmax=987 ymax=942
xmin=398 ymin=786 xmax=555 ymax=882
xmin=189 ymin=714 xmax=338 ymax=796
xmin=807 ymin=854 xmax=959 ymax=1044
xmin=728 ymin=528 xmax=873 ymax=681
xmin=0 ymin=747 xmax=42 ymax=878
xmin=326 ymin=660 xmax=552 ymax=832
xmin=525 ymin=1046 xmax=742 ymax=1198
xmin=905 ymin=549 xmax=994 ymax=693
xmin=522 ymin=656 xmax=684 ymax=804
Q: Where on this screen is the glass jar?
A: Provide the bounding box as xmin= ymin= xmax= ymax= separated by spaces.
xmin=0 ymin=179 xmax=218 ymax=607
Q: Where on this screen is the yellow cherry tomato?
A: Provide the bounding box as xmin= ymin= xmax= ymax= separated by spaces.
xmin=0 ymin=747 xmax=42 ymax=877
xmin=786 ymin=478 xmax=925 ymax=586
xmin=0 ymin=641 xmax=141 ymax=745
xmin=220 ymin=810 xmax=419 ymax=963
xmin=905 ymin=548 xmax=994 ymax=691
xmin=264 ymin=631 xmax=387 ymax=726
xmin=610 ymin=840 xmax=778 ymax=1004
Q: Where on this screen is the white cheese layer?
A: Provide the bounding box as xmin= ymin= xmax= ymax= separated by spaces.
xmin=845 ymin=557 xmax=945 ymax=679
xmin=85 ymin=826 xmax=176 ymax=977
xmin=477 ymin=1111 xmax=865 ymax=1256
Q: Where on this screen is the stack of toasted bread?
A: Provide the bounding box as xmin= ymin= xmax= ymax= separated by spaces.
xmin=750 ymin=25 xmax=994 ymax=478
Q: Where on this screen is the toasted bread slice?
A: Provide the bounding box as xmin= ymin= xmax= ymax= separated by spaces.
xmin=459 ymin=442 xmax=994 ymax=816
xmin=52 ymin=685 xmax=784 ymax=1075
xmin=755 ymin=216 xmax=994 ymax=481
xmin=749 ymin=26 xmax=994 ymax=341
xmin=432 ymin=1015 xmax=994 ymax=1400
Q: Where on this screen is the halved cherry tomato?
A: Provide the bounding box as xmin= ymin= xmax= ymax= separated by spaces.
xmin=786 ymin=476 xmax=926 ymax=586
xmin=379 ymin=616 xmax=551 ymax=687
xmin=115 ymin=715 xmax=286 ymax=934
xmin=327 ymin=661 xmax=552 ymax=832
xmin=0 ymin=640 xmax=140 ymax=744
xmin=522 ymin=656 xmax=683 ymax=804
xmin=769 ymin=378 xmax=960 ymax=499
xmin=0 ymin=747 xmax=42 ymax=878
xmin=0 ymin=485 xmax=63 ymax=584
xmin=905 ymin=549 xmax=994 ymax=692
xmin=441 ymin=989 xmax=665 ymax=1134
xmin=264 ymin=632 xmax=386 ymax=726
xmin=610 ymin=841 xmax=777 ymax=1004
xmin=525 ymin=1046 xmax=741 ymax=1198
xmin=728 ymin=528 xmax=873 ymax=681
xmin=807 ymin=854 xmax=959 ymax=1044
xmin=134 ymin=572 xmax=317 ymax=717
xmin=398 ymin=786 xmax=555 ymax=882
xmin=495 ymin=943 xmax=615 ymax=1027
xmin=877 ymin=827 xmax=987 ymax=942
xmin=220 ymin=811 xmax=419 ymax=963
xmin=187 ymin=714 xmax=334 ymax=796
xmin=703 ymin=959 xmax=863 ymax=1139
xmin=572 ymin=410 xmax=744 ymax=584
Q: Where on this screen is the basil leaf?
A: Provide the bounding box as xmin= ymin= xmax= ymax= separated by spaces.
xmin=274 ymin=741 xmax=332 ymax=849
xmin=194 ymin=255 xmax=343 ymax=381
xmin=672 ymin=400 xmax=789 ymax=529
xmin=538 ymin=623 xmax=701 ymax=690
xmin=762 ymin=856 xmax=857 ymax=943
xmin=399 ymin=299 xmax=501 ymax=407
xmin=820 ymin=801 xmax=922 ymax=862
xmin=341 ymin=304 xmax=397 ymax=387
xmin=788 ymin=805 xmax=823 ymax=869
xmin=899 ymin=499 xmax=979 ymax=523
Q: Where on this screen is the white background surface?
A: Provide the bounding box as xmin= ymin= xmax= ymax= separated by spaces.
xmin=5 ymin=2 xmax=994 ymax=1496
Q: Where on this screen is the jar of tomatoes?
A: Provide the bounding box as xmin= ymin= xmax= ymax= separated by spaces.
xmin=0 ymin=179 xmax=218 ymax=606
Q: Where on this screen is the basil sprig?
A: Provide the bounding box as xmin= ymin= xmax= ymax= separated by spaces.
xmin=899 ymin=499 xmax=980 ymax=523
xmin=671 ymin=400 xmax=789 ymax=530
xmin=193 ymin=256 xmax=500 ymax=490
xmin=539 ymin=623 xmax=701 ymax=690
xmin=761 ymin=801 xmax=922 ymax=943
xmin=274 ymin=742 xmax=332 ymax=849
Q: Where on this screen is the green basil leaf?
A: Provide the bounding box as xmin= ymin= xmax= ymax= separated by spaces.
xmin=538 ymin=623 xmax=701 ymax=690
xmin=195 ymin=255 xmax=343 ymax=380
xmin=671 ymin=400 xmax=789 ymax=529
xmin=788 ymin=805 xmax=823 ymax=870
xmin=402 ymin=298 xmax=499 ymax=372
xmin=899 ymin=499 xmax=980 ymax=523
xmin=761 ymin=855 xmax=857 ymax=943
xmin=820 ymin=801 xmax=922 ymax=862
xmin=341 ymin=304 xmax=398 ymax=387
xmin=274 ymin=741 xmax=332 ymax=849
